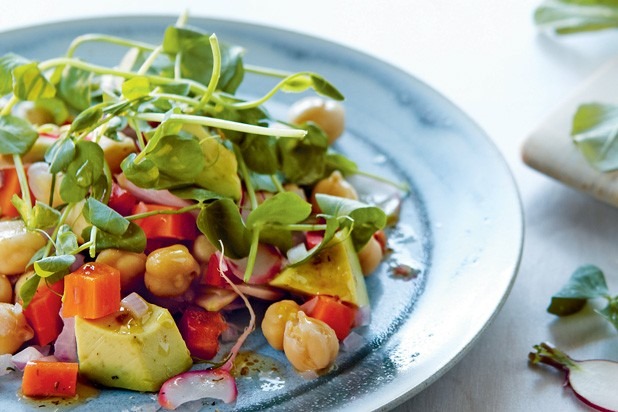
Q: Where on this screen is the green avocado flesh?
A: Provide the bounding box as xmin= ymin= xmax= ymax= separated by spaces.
xmin=269 ymin=231 xmax=370 ymax=307
xmin=75 ymin=302 xmax=192 ymax=392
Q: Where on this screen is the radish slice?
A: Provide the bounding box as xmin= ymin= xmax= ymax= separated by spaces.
xmin=529 ymin=342 xmax=618 ymax=412
xmin=227 ymin=244 xmax=284 ymax=285
xmin=158 ymin=368 xmax=237 ymax=410
xmin=116 ymin=173 xmax=192 ymax=208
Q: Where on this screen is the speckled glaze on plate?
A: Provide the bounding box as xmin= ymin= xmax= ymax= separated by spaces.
xmin=0 ymin=16 xmax=523 ymax=412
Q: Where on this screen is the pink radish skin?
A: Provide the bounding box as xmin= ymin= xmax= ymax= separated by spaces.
xmin=529 ymin=342 xmax=618 ymax=412
xmin=226 ymin=244 xmax=284 ymax=285
xmin=158 ymin=368 xmax=237 ymax=410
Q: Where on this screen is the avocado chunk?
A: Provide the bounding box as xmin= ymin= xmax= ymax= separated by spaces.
xmin=270 ymin=231 xmax=370 ymax=307
xmin=75 ymin=301 xmax=192 ymax=392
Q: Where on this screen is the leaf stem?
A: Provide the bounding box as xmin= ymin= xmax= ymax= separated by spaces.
xmin=0 ymin=96 xmax=18 ymax=116
xmin=198 ymin=34 xmax=221 ymax=108
xmin=132 ymin=112 xmax=307 ymax=138
xmin=137 ymin=45 xmax=163 ymax=75
xmin=126 ymin=204 xmax=202 ymax=221
xmin=224 ymin=72 xmax=313 ymax=110
xmin=12 ymin=154 xmax=32 ymax=209
xmin=66 ymin=34 xmax=158 ymax=59
xmin=38 ymin=57 xmax=209 ymax=96
xmin=243 ymin=228 xmax=261 ymax=282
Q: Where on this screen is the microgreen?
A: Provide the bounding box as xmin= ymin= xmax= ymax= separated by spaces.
xmin=0 ymin=14 xmax=385 ymax=302
xmin=547 ymin=264 xmax=618 ymax=331
xmin=534 ymin=0 xmax=618 ymax=34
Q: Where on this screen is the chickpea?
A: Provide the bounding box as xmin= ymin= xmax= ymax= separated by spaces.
xmin=0 ymin=303 xmax=34 ymax=355
xmin=27 ymin=162 xmax=65 ymax=207
xmin=0 ymin=275 xmax=12 ymax=303
xmin=311 ymin=170 xmax=358 ymax=210
xmin=357 ymin=235 xmax=384 ymax=276
xmin=283 ymin=311 xmax=339 ymax=372
xmin=192 ymin=235 xmax=218 ymax=264
xmin=98 ymin=134 xmax=137 ymax=174
xmin=0 ymin=220 xmax=47 ymax=275
xmin=288 ymin=96 xmax=345 ymax=144
xmin=261 ymin=300 xmax=301 ymax=351
xmin=144 ymin=245 xmax=200 ymax=297
xmin=96 ymin=249 xmax=147 ymax=292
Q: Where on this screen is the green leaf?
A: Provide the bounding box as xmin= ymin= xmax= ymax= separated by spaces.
xmin=34 ymin=98 xmax=69 ymax=124
xmin=85 ymin=197 xmax=130 ymax=236
xmin=534 ymin=0 xmax=618 ymax=34
xmin=60 ymin=140 xmax=105 ymax=203
xmin=58 ymin=65 xmax=93 ymax=111
xmin=34 ymin=255 xmax=76 ymax=279
xmin=162 ymin=26 xmax=245 ymax=93
xmin=547 ymin=264 xmax=610 ymax=316
xmin=289 ymin=216 xmax=340 ymax=266
xmin=70 ymin=105 xmax=103 ymax=134
xmin=29 ymin=201 xmax=61 ymax=230
xmin=571 ymin=103 xmax=618 ymax=171
xmin=121 ymin=153 xmax=160 ymax=188
xmin=56 ymin=225 xmax=79 ymax=255
xmin=0 ymin=53 xmax=30 ymax=95
xmin=197 ymin=198 xmax=250 ymax=259
xmin=316 ymin=193 xmax=387 ymax=250
xmin=0 ymin=114 xmax=39 ymax=155
xmin=122 ymin=76 xmax=151 ymax=100
xmin=246 ymin=192 xmax=312 ymax=229
xmin=82 ymin=222 xmax=146 ymax=253
xmin=325 ymin=152 xmax=358 ymax=176
xmin=45 ymin=138 xmax=76 ymax=174
xmin=281 ymin=73 xmax=344 ymax=101
xmin=596 ymin=298 xmax=618 ymax=331
xmin=12 ymin=62 xmax=56 ymax=101
xmin=170 ymin=187 xmax=223 ymax=202
xmin=19 ymin=273 xmax=41 ymax=308
xmin=278 ymin=123 xmax=329 ymax=185
xmin=240 ymin=134 xmax=279 ymax=174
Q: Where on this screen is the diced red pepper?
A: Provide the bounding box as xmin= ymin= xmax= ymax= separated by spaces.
xmin=304 ymin=295 xmax=357 ymax=340
xmin=304 ymin=231 xmax=324 ymax=250
xmin=107 ymin=183 xmax=138 ymax=216
xmin=132 ymin=202 xmax=200 ymax=241
xmin=23 ymin=280 xmax=64 ymax=346
xmin=0 ymin=167 xmax=23 ymax=218
xmin=178 ymin=306 xmax=227 ymax=360
xmin=202 ymin=253 xmax=231 ymax=288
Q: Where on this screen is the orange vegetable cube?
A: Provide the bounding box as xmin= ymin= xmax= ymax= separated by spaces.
xmin=62 ymin=262 xmax=121 ymax=319
xmin=22 ymin=360 xmax=79 ymax=398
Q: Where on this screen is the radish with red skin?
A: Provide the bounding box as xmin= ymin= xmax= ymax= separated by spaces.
xmin=226 ymin=244 xmax=284 ymax=285
xmin=529 ymin=342 xmax=618 ymax=412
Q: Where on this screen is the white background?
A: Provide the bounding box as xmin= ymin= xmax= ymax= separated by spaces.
xmin=2 ymin=1 xmax=618 ymax=411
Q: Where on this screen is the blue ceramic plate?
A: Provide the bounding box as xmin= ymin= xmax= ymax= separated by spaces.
xmin=0 ymin=16 xmax=523 ymax=411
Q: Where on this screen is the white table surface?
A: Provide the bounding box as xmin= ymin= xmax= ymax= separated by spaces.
xmin=2 ymin=1 xmax=618 ymax=411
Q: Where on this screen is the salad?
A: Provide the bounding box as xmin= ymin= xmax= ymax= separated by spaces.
xmin=0 ymin=13 xmax=404 ymax=409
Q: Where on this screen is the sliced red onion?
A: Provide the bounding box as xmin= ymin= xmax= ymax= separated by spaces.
xmin=354 ymin=305 xmax=371 ymax=327
xmin=12 ymin=346 xmax=46 ymax=370
xmin=227 ymin=244 xmax=284 ymax=285
xmin=233 ymin=284 xmax=285 ymax=301
xmin=194 ymin=287 xmax=238 ymax=312
xmin=121 ymin=292 xmax=150 ymax=320
xmin=54 ymin=315 xmax=77 ymax=362
xmin=70 ymin=253 xmax=85 ymax=272
xmin=158 ymin=368 xmax=237 ymax=410
xmin=0 ymin=354 xmax=15 ymax=376
xmin=300 ymin=296 xmax=319 ymax=314
xmin=347 ymin=174 xmax=404 ymax=222
xmin=116 ymin=173 xmax=192 ymax=208
xmin=220 ymin=322 xmax=243 ymax=343
xmin=286 ymin=242 xmax=308 ymax=265
xmin=341 ymin=331 xmax=365 ymax=352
